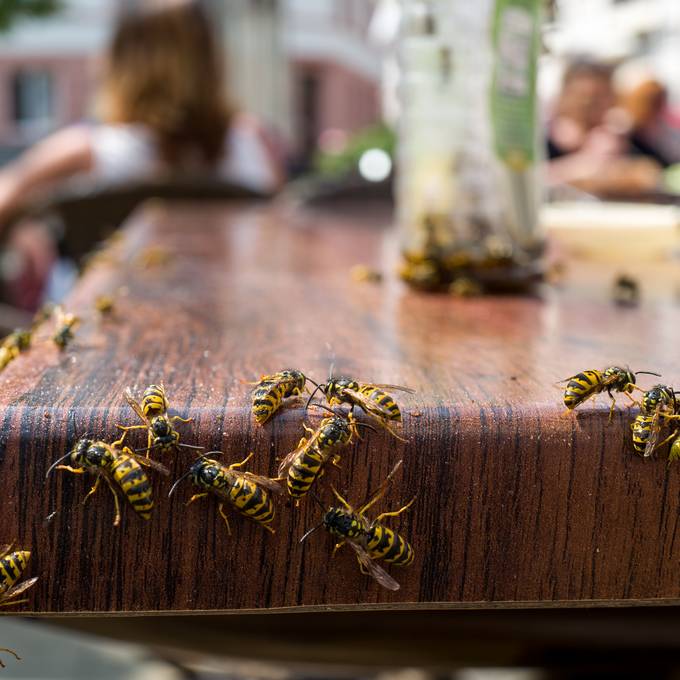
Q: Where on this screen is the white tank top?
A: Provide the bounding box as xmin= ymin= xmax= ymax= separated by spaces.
xmin=89 ymin=118 xmax=278 ymax=193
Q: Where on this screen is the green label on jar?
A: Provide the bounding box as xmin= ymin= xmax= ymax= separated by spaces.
xmin=490 ymin=0 xmax=540 ymax=170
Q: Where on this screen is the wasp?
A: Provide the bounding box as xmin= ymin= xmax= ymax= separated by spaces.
xmin=0 ymin=544 xmax=37 ymax=608
xmin=46 ymin=438 xmax=169 ymax=526
xmin=169 ymin=452 xmax=282 ymax=534
xmin=278 ymin=407 xmax=372 ymax=501
xmin=0 ymin=328 xmax=32 ymax=370
xmin=117 ymin=385 xmax=201 ymax=457
xmin=52 ymin=306 xmax=80 ymax=350
xmin=300 ymin=460 xmax=415 ymax=591
xmin=247 ymin=369 xmax=316 ymax=424
xmin=306 ymin=374 xmax=414 ymax=440
xmin=94 ymin=294 xmax=115 ymax=315
xmin=631 ymin=385 xmax=680 ymax=458
xmin=561 ymin=366 xmax=660 ymax=420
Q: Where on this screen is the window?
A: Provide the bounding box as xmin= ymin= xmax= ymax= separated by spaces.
xmin=12 ymin=69 xmax=54 ymax=136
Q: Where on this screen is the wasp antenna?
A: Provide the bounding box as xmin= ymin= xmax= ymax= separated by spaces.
xmin=310 ymin=491 xmax=327 ymax=511
xmin=168 ymin=469 xmax=193 ymax=498
xmin=134 ymin=445 xmax=157 ymax=454
xmin=299 ymin=522 xmax=324 ymax=544
xmin=354 ymin=421 xmax=378 ymax=433
xmin=201 ymin=450 xmax=223 ymax=457
xmin=636 ymin=371 xmax=662 ymax=377
xmin=305 ymin=374 xmax=320 ymax=389
xmin=308 ymin=403 xmax=336 ymax=416
xmin=45 ymin=451 xmax=74 ymax=480
xmin=305 ymin=384 xmax=323 ymax=411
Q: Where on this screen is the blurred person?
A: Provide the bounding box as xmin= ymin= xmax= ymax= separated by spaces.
xmin=622 ymin=78 xmax=680 ymax=168
xmin=545 ymin=59 xmax=661 ymax=196
xmin=0 ymin=0 xmax=283 ymax=310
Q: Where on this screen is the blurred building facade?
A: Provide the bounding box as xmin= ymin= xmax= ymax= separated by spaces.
xmin=0 ymin=0 xmax=382 ymax=165
xmin=0 ymin=0 xmax=113 ymax=162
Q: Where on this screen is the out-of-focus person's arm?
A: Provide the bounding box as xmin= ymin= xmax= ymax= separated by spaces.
xmin=0 ymin=126 xmax=93 ymax=229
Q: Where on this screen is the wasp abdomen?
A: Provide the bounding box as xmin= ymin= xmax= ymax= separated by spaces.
xmin=252 ymin=383 xmax=287 ymax=424
xmin=563 ymin=370 xmax=603 ymax=409
xmin=288 ymin=448 xmax=325 ymax=498
xmin=632 ymin=414 xmax=654 ymax=455
xmin=141 ymin=384 xmax=168 ymax=417
xmin=229 ymin=477 xmax=275 ymax=526
xmin=359 ymin=386 xmax=402 ymax=420
xmin=0 ymin=551 xmax=30 ymax=590
xmin=110 ymin=456 xmax=154 ymax=519
xmin=366 ymin=525 xmax=414 ymax=566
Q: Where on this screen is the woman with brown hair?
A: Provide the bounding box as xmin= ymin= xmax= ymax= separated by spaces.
xmin=0 ymin=0 xmax=283 ymax=227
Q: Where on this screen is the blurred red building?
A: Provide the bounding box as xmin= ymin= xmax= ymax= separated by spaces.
xmin=0 ymin=0 xmax=381 ymax=165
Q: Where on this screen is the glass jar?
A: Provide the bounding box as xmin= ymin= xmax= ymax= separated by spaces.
xmin=397 ymin=0 xmax=543 ymax=293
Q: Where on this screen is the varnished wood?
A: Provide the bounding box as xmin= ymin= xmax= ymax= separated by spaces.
xmin=1 ymin=199 xmax=680 ymax=615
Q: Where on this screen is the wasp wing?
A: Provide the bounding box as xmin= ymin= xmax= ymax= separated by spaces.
xmin=0 ymin=545 xmax=13 ymax=560
xmin=341 ymin=388 xmax=394 ymax=419
xmin=368 ymin=384 xmax=416 ymax=394
xmin=347 ymin=541 xmax=400 ymax=591
xmin=126 ymin=451 xmax=171 ymax=476
xmin=277 ymin=429 xmax=323 ymax=477
xmin=124 ymin=388 xmax=150 ymax=426
xmin=237 ymin=470 xmax=284 ymax=494
xmin=1 ymin=577 xmax=38 ymax=601
xmin=644 ymin=408 xmax=663 ymax=458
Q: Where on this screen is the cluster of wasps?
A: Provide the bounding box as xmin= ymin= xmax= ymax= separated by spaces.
xmin=562 ymin=365 xmax=680 ymax=461
xmin=249 ymin=369 xmax=416 ymax=591
xmin=9 ymin=369 xmax=413 ymax=624
xmin=0 ymin=305 xmax=83 ymax=374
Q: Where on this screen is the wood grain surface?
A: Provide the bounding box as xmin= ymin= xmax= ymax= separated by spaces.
xmin=1 ymin=199 xmax=680 ymax=615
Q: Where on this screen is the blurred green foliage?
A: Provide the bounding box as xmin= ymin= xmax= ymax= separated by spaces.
xmin=313 ymin=123 xmax=395 ymax=178
xmin=0 ymin=0 xmax=62 ymax=32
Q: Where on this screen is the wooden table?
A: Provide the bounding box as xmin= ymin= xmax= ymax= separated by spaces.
xmin=1 ymin=200 xmax=679 ymax=618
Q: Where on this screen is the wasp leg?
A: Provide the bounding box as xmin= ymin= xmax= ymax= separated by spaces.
xmin=0 ymin=597 xmax=29 ymax=608
xmin=115 ymin=424 xmax=147 ymax=433
xmin=82 ymin=477 xmax=102 ymax=505
xmin=357 ymin=558 xmax=369 ymax=575
xmin=55 ymin=465 xmax=85 ymax=474
xmin=111 ymin=430 xmax=127 ymax=448
xmin=332 ymin=541 xmax=346 ymax=557
xmin=217 ymin=503 xmax=232 ymax=535
xmin=187 ymin=493 xmax=208 ymax=506
xmin=261 ymin=521 xmax=275 ymax=534
xmin=375 ymin=496 xmax=417 ymax=523
xmin=382 ymin=420 xmax=408 ymax=443
xmin=302 ymin=424 xmax=315 ymax=435
xmin=331 ymin=455 xmax=342 ymax=469
xmin=229 ymin=452 xmax=254 ymax=470
xmin=102 ymin=476 xmax=122 ymax=527
xmin=330 ymin=486 xmax=352 ymax=511
xmin=0 ymin=542 xmax=15 ymax=560
xmin=0 ymin=648 xmax=20 ymax=664
xmin=607 ymin=397 xmax=617 ymax=424
xmin=170 ymin=415 xmax=193 ymax=424
xmin=652 ymin=431 xmax=680 ymax=454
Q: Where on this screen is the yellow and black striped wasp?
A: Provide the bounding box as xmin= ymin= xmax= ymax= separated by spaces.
xmin=278 ymin=406 xmax=374 ymax=501
xmin=169 ymin=452 xmax=282 ymax=535
xmin=306 ymin=373 xmax=415 ymax=440
xmin=0 ymin=544 xmax=37 ymax=608
xmin=52 ymin=306 xmax=80 ymax=350
xmin=561 ymin=366 xmax=660 ymax=421
xmin=0 ymin=328 xmax=32 ymax=371
xmin=631 ymin=385 xmax=680 ymax=458
xmin=117 ymin=384 xmax=201 ymax=458
xmin=300 ymin=460 xmax=415 ymax=591
xmin=247 ymin=369 xmax=316 ymax=424
xmin=46 ymin=437 xmax=169 ymax=527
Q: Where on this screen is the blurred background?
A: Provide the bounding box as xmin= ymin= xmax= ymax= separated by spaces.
xmin=2 ymin=0 xmax=680 ymax=677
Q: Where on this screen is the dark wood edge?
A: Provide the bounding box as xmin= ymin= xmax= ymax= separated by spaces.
xmin=6 ymin=598 xmax=680 ymax=617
